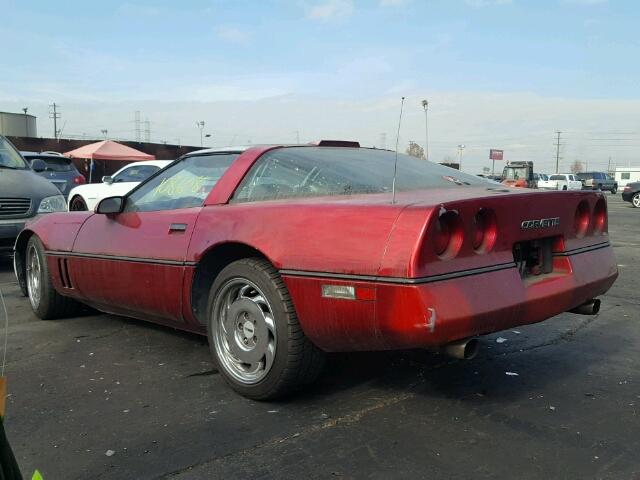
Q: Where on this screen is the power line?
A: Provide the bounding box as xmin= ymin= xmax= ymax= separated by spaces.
xmin=555 ymin=131 xmax=562 ymax=174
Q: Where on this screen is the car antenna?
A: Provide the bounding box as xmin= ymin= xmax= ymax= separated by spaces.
xmin=391 ymin=96 xmax=405 ymax=205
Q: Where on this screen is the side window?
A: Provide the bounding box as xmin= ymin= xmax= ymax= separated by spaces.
xmin=622 ymin=172 xmax=630 ymax=180
xmin=114 ymin=165 xmax=160 ymax=183
xmin=125 ymin=153 xmax=237 ymax=212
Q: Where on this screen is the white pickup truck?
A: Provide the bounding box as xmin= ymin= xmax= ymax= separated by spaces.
xmin=539 ymin=173 xmax=583 ymax=191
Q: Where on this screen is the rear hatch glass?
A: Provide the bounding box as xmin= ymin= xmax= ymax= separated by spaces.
xmin=28 ymin=156 xmax=74 ymax=172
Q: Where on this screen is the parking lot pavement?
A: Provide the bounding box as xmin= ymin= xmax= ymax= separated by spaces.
xmin=0 ymin=193 xmax=638 ymax=480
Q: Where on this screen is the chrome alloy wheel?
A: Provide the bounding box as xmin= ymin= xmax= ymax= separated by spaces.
xmin=26 ymin=243 xmax=42 ymax=310
xmin=633 ymin=193 xmax=640 ymax=208
xmin=212 ymin=278 xmax=277 ymax=384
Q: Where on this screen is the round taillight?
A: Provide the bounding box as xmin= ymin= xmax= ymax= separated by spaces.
xmin=593 ymin=198 xmax=606 ymax=234
xmin=574 ymin=201 xmax=590 ymax=238
xmin=472 ymin=208 xmax=497 ymax=253
xmin=434 ymin=211 xmax=463 ymax=258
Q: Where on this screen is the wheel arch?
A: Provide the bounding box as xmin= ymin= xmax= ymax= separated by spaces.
xmin=190 ymin=241 xmax=272 ymax=324
xmin=14 ymin=229 xmax=35 ymax=296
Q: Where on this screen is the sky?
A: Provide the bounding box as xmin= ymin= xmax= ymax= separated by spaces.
xmin=1 ymin=0 xmax=639 ymax=173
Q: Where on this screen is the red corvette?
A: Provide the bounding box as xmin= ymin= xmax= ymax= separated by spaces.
xmin=14 ymin=143 xmax=618 ymax=399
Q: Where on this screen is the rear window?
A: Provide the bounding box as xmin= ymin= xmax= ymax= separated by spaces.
xmin=576 ymin=173 xmax=591 ymax=180
xmin=26 ymin=156 xmax=74 ymax=172
xmin=550 ymin=175 xmax=565 ymax=180
xmin=232 ymin=147 xmax=489 ymax=203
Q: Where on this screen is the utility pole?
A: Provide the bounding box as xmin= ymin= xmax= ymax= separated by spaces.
xmin=555 ymin=131 xmax=562 ymax=173
xmin=49 ymin=103 xmax=61 ymax=139
xmin=134 ymin=111 xmax=141 ymax=142
xmin=144 ymin=118 xmax=151 ymax=142
xmin=421 ymin=99 xmax=429 ymax=161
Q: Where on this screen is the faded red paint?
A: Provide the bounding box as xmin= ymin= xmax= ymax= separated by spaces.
xmin=19 ymin=145 xmax=618 ymax=352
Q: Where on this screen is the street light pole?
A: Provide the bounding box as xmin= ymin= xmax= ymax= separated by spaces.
xmin=457 ymin=144 xmax=466 ymax=171
xmin=421 ymin=99 xmax=429 ymax=161
xmin=22 ymin=107 xmax=29 ymax=137
xmin=196 ymin=121 xmax=205 ymax=147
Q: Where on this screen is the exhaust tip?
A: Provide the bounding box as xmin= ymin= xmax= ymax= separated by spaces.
xmin=442 ymin=338 xmax=479 ymax=360
xmin=569 ymin=298 xmax=601 ymax=315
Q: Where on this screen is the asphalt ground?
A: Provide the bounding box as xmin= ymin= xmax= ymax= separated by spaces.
xmin=0 ymin=194 xmax=638 ymax=480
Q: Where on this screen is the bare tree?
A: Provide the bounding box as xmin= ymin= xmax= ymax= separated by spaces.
xmin=570 ymin=160 xmax=584 ymax=174
xmin=406 ymin=141 xmax=425 ymax=159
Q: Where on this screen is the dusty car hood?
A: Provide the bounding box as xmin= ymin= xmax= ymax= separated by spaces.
xmin=0 ymin=168 xmax=61 ymax=197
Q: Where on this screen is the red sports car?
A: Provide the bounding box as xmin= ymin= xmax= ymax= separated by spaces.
xmin=13 ymin=143 xmax=618 ymax=399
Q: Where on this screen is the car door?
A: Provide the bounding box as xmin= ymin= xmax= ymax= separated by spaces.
xmin=69 ymin=153 xmax=239 ymax=325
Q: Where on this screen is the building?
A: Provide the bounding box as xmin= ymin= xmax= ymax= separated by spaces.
xmin=614 ymin=166 xmax=640 ymax=187
xmin=0 ymin=111 xmax=37 ymax=137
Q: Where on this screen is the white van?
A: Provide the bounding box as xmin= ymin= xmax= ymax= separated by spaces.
xmin=615 ymin=167 xmax=640 ymax=188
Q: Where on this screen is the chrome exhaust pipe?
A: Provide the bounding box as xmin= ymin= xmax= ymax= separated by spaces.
xmin=569 ymin=298 xmax=601 ymax=315
xmin=441 ymin=338 xmax=479 ymax=360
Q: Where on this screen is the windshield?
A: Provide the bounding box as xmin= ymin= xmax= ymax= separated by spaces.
xmin=0 ymin=136 xmax=28 ymax=169
xmin=502 ymin=166 xmax=528 ymax=180
xmin=27 ymin=156 xmax=74 ymax=172
xmin=126 ymin=153 xmax=238 ymax=212
xmin=233 ymin=147 xmax=489 ymax=203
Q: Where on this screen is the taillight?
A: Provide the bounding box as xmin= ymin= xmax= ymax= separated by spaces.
xmin=472 ymin=208 xmax=497 ymax=253
xmin=593 ymin=198 xmax=607 ymax=234
xmin=73 ymin=175 xmax=86 ymax=185
xmin=574 ymin=201 xmax=590 ymax=238
xmin=433 ymin=211 xmax=463 ymax=258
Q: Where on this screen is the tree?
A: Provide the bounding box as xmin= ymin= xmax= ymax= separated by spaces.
xmin=406 ymin=141 xmax=425 ymax=159
xmin=570 ymin=160 xmax=584 ymax=174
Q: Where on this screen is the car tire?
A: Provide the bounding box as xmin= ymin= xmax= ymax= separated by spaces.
xmin=25 ymin=236 xmax=81 ymax=319
xmin=562 ymin=185 xmax=567 ymax=191
xmin=207 ymin=257 xmax=325 ymax=400
xmin=69 ymin=195 xmax=88 ymax=211
xmin=633 ymin=193 xmax=640 ymax=208
xmin=611 ymin=186 xmax=617 ymax=194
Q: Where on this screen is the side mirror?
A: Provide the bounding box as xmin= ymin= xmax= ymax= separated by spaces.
xmin=31 ymin=159 xmax=46 ymax=172
xmin=96 ymin=196 xmax=125 ymax=215
xmin=102 ymin=175 xmax=114 ymax=184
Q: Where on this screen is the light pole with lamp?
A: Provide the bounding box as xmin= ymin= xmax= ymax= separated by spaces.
xmin=196 ymin=121 xmax=205 ymax=147
xmin=22 ymin=108 xmax=29 ymax=137
xmin=457 ymin=144 xmax=466 ymax=171
xmin=421 ymin=99 xmax=429 ymax=161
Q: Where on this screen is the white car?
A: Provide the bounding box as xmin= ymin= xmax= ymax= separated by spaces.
xmin=541 ymin=173 xmax=583 ymax=191
xmin=536 ymin=173 xmax=554 ymax=189
xmin=67 ymin=160 xmax=172 ymax=211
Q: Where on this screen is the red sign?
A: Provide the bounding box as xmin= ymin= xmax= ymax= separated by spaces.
xmin=489 ymin=149 xmax=504 ymax=160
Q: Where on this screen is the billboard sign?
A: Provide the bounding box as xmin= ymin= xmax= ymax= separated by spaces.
xmin=489 ymin=149 xmax=504 ymax=161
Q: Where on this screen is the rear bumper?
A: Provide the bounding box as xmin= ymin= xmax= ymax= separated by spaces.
xmin=283 ymin=244 xmax=618 ymax=352
xmin=622 ymin=191 xmax=636 ymax=202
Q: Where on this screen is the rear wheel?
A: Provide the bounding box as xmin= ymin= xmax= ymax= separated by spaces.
xmin=207 ymin=258 xmax=325 ymax=399
xmin=562 ymin=185 xmax=567 ymax=191
xmin=611 ymin=186 xmax=617 ymax=194
xmin=633 ymin=193 xmax=640 ymax=208
xmin=69 ymin=195 xmax=88 ymax=211
xmin=26 ymin=236 xmax=81 ymax=319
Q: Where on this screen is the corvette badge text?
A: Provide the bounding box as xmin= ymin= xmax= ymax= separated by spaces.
xmin=521 ymin=217 xmax=561 ymax=230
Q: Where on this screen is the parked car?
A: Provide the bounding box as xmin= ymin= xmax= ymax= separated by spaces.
xmin=67 ymin=160 xmax=172 ymax=211
xmin=541 ymin=173 xmax=583 ymax=191
xmin=576 ymin=172 xmax=617 ymax=193
xmin=21 ymin=151 xmax=86 ymax=198
xmin=14 ymin=143 xmax=617 ymax=399
xmin=535 ymin=173 xmax=552 ymax=189
xmin=622 ymin=182 xmax=640 ymax=207
xmin=0 ymin=135 xmax=67 ymax=254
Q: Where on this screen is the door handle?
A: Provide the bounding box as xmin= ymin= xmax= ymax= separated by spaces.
xmin=169 ymin=223 xmax=188 ymax=233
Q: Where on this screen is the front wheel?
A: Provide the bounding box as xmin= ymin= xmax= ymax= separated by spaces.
xmin=69 ymin=195 xmax=88 ymax=211
xmin=611 ymin=186 xmax=617 ymax=194
xmin=207 ymin=258 xmax=325 ymax=399
xmin=26 ymin=236 xmax=81 ymax=319
xmin=633 ymin=193 xmax=640 ymax=208
xmin=562 ymin=185 xmax=567 ymax=191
